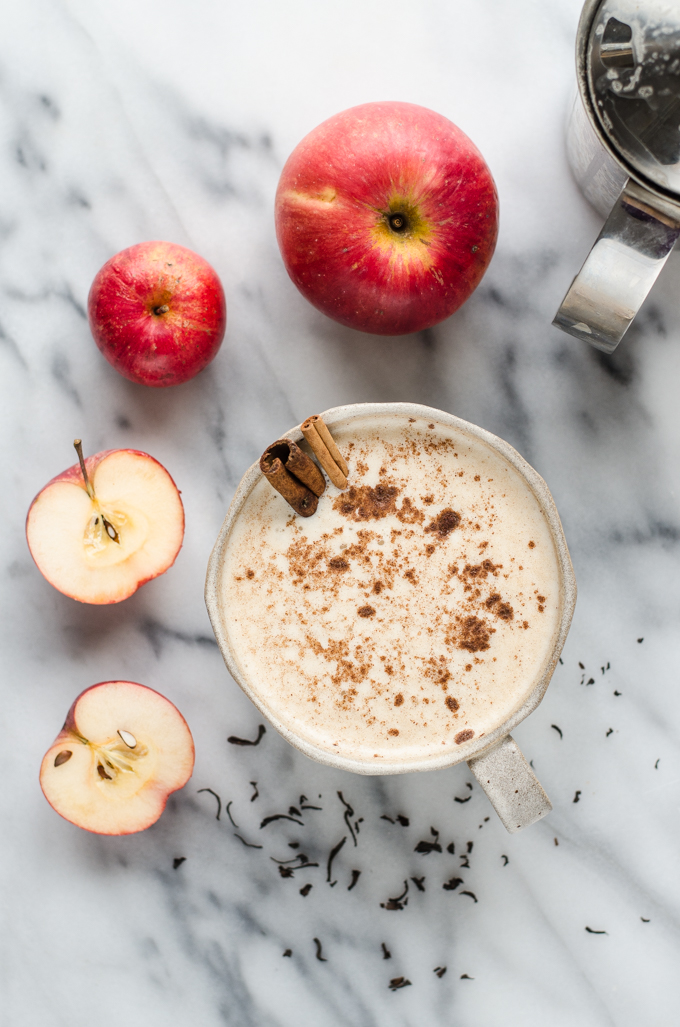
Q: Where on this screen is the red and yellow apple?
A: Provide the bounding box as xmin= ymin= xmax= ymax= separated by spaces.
xmin=275 ymin=101 xmax=498 ymax=336
xmin=40 ymin=681 xmax=195 ymax=835
xmin=26 ymin=443 xmax=184 ymax=604
xmin=88 ymin=241 xmax=227 ymax=387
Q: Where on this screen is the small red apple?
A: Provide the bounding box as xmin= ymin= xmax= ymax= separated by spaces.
xmin=275 ymin=101 xmax=498 ymax=336
xmin=40 ymin=681 xmax=195 ymax=835
xmin=88 ymin=241 xmax=227 ymax=387
xmin=26 ymin=441 xmax=184 ymax=604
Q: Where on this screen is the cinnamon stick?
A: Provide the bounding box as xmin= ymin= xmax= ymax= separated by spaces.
xmin=260 ymin=440 xmax=323 ymax=517
xmin=301 ymin=417 xmax=347 ymax=490
xmin=307 ymin=415 xmax=349 ymax=477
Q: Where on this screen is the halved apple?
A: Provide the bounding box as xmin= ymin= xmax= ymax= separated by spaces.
xmin=40 ymin=681 xmax=195 ymax=835
xmin=26 ymin=444 xmax=184 ymax=604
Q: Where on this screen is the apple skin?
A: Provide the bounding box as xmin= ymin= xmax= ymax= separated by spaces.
xmin=25 ymin=448 xmax=185 ymax=604
xmin=40 ymin=681 xmax=195 ymax=836
xmin=275 ymin=101 xmax=498 ymax=336
xmin=88 ymin=241 xmax=227 ymax=387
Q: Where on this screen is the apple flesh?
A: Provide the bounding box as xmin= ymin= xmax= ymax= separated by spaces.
xmin=275 ymin=101 xmax=498 ymax=336
xmin=88 ymin=241 xmax=227 ymax=387
xmin=26 ymin=447 xmax=184 ymax=604
xmin=40 ymin=681 xmax=195 ymax=835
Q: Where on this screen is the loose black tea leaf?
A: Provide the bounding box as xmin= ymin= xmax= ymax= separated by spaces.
xmin=411 ymin=876 xmax=425 ymax=892
xmin=637 ymin=638 xmax=643 ymax=643
xmin=283 ymin=949 xmax=292 ymax=957
xmin=225 ymin=801 xmax=238 ymax=828
xmin=279 ymin=866 xmax=295 ymax=878
xmin=586 ymin=678 xmax=595 ymax=686
xmin=554 ymin=838 xmax=559 ymax=846
xmin=655 ymin=759 xmax=660 ymax=769
xmin=228 ymin=725 xmax=266 ymax=746
xmin=573 ymin=791 xmax=581 ymax=803
xmin=250 ymin=782 xmax=259 ymax=802
xmin=381 ymin=942 xmax=391 ymax=960
xmin=348 ymin=870 xmax=361 ymax=891
xmin=381 ymin=880 xmax=409 ymax=910
xmin=289 ymin=842 xmax=300 ymax=849
xmin=326 ymin=836 xmax=347 ymax=884
xmin=288 ymin=806 xmax=301 ymax=817
xmin=414 ymin=828 xmax=442 ymax=855
xmin=460 ymin=973 xmax=474 ymax=979
xmin=551 ymin=725 xmax=563 ymax=739
xmin=313 ymin=938 xmax=327 ymax=962
xmin=443 ymin=877 xmax=463 ymax=891
xmin=459 ymin=856 xmax=470 ymax=869
xmin=388 ymin=977 xmax=412 ymax=991
xmin=585 ymin=927 xmax=607 ymax=934
xmin=434 ymin=966 xmax=447 ymax=978
xmin=299 ymin=884 xmax=312 ymax=896
xmin=301 ymin=802 xmax=322 ymax=810
xmin=614 ymin=690 xmax=622 ymax=696
xmin=559 ymin=657 xmax=563 ymax=664
xmin=173 ymin=857 xmax=186 ymax=869
xmin=446 ymin=842 xmax=455 ymax=854
xmin=337 ymin=792 xmax=357 ymax=846
xmin=641 ymin=917 xmax=650 ymax=923
xmin=396 ymin=815 xmax=409 ymax=826
xmin=380 ymin=815 xmax=395 ymax=823
xmin=234 ymin=833 xmax=263 ymax=849
xmin=454 ymin=794 xmax=471 ymax=804
xmin=197 ymin=787 xmax=221 ymax=820
xmin=606 ymin=729 xmax=613 ymax=737
xmin=466 ymin=782 xmax=473 ymax=790
xmin=579 ymin=662 xmax=585 ymax=669
xmin=467 ymin=842 xmax=473 ymax=853
xmin=460 ymin=890 xmax=478 ymax=902
xmin=501 ymin=854 xmax=509 ymax=866
xmin=260 ymin=813 xmax=304 ymax=828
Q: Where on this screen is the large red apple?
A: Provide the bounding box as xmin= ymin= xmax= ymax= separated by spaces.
xmin=40 ymin=681 xmax=195 ymax=835
xmin=275 ymin=101 xmax=498 ymax=336
xmin=26 ymin=442 xmax=184 ymax=604
xmin=88 ymin=241 xmax=227 ymax=387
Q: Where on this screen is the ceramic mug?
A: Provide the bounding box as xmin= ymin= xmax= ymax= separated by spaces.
xmin=205 ymin=403 xmax=577 ymax=833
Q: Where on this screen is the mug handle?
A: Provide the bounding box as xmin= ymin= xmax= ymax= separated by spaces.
xmin=467 ymin=735 xmax=551 ymax=833
xmin=553 ymin=179 xmax=680 ymax=353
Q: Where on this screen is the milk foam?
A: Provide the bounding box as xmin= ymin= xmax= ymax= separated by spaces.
xmin=218 ymin=414 xmax=563 ymax=766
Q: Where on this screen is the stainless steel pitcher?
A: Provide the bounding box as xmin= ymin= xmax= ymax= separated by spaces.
xmin=554 ymin=0 xmax=680 ymax=353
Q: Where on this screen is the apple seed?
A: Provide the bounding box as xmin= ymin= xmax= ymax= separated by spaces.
xmin=97 ymin=763 xmax=113 ymax=780
xmin=117 ymin=729 xmax=137 ymax=749
xmin=54 ymin=750 xmax=73 ymax=767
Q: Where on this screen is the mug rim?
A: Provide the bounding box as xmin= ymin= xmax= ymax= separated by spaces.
xmin=205 ymin=402 xmax=577 ymax=776
xmin=576 ymin=0 xmax=680 ymax=215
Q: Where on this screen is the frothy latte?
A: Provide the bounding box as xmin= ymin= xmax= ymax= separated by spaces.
xmin=214 ymin=412 xmax=564 ymax=769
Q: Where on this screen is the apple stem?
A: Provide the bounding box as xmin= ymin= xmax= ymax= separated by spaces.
xmin=73 ymin=439 xmax=95 ymax=500
xmin=388 ymin=213 xmax=407 ymax=233
xmin=73 ymin=438 xmax=121 ymax=544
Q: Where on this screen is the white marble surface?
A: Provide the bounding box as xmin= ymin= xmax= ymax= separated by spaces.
xmin=2 ymin=1 xmax=680 ymax=1024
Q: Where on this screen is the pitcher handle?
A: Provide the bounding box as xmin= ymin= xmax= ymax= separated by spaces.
xmin=553 ymin=179 xmax=680 ymax=353
xmin=467 ymin=735 xmax=551 ymax=833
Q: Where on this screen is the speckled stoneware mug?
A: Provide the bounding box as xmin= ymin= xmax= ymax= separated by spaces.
xmin=205 ymin=403 xmax=577 ymax=833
